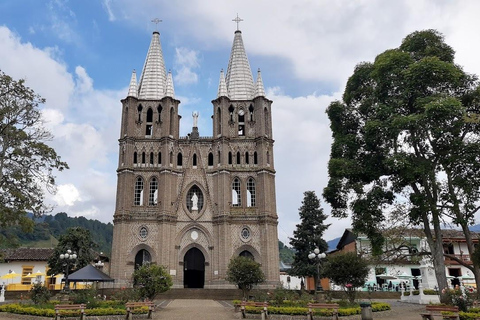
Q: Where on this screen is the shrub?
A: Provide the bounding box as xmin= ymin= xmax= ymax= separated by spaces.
xmin=424 ymin=289 xmax=439 ymax=295
xmin=29 ymin=283 xmax=51 ymax=305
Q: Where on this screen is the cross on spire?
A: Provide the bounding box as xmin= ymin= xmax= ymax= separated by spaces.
xmin=151 ymin=18 xmax=162 ymax=31
xmin=232 ymin=14 xmax=243 ymax=31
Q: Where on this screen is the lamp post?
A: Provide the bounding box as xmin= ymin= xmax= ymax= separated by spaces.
xmin=308 ymin=248 xmax=326 ymax=293
xmin=60 ymin=249 xmax=77 ymax=292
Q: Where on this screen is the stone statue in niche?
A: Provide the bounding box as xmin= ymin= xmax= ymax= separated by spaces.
xmin=191 ymin=192 xmax=199 ymax=211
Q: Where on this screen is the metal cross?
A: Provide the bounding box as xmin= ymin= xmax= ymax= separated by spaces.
xmin=232 ymin=14 xmax=243 ymax=30
xmin=151 ymin=18 xmax=162 ymax=31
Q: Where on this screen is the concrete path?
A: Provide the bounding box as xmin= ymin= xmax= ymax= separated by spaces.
xmin=156 ymin=299 xmax=238 ymax=319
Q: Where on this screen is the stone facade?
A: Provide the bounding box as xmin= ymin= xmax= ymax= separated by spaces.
xmin=110 ymin=27 xmax=280 ymax=288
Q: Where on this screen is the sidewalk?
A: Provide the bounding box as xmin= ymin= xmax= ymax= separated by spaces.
xmin=156 ymin=299 xmax=238 ymax=319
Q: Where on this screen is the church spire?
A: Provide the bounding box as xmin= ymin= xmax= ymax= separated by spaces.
xmin=225 ymin=16 xmax=254 ymax=100
xmin=127 ymin=69 xmax=138 ymax=98
xmin=217 ymin=69 xmax=228 ymax=98
xmin=138 ymin=31 xmax=167 ymax=100
xmin=254 ymin=68 xmax=266 ymax=98
xmin=165 ymin=70 xmax=175 ymax=98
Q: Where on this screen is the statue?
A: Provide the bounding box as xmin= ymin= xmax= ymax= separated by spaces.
xmin=192 ymin=111 xmax=199 ymax=127
xmin=191 ymin=192 xmax=199 ymax=211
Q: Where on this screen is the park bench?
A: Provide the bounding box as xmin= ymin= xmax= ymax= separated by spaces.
xmin=241 ymin=301 xmax=268 ymax=319
xmin=307 ymin=303 xmax=339 ymax=320
xmin=54 ymin=303 xmax=86 ymax=320
xmin=125 ymin=301 xmax=155 ymax=319
xmin=420 ymin=305 xmax=459 ymax=320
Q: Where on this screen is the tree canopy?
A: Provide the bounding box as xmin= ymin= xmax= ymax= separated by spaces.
xmin=289 ymin=191 xmax=329 ymax=278
xmin=47 ymin=227 xmax=97 ymax=276
xmin=133 ymin=263 xmax=173 ymax=300
xmin=323 ymin=29 xmax=480 ymax=292
xmin=226 ymin=256 xmax=265 ymax=299
xmin=323 ymin=252 xmax=369 ymax=303
xmin=0 ymin=70 xmax=68 ymax=229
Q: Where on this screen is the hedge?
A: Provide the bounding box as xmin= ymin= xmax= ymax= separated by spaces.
xmin=0 ymin=303 xmax=149 ymax=317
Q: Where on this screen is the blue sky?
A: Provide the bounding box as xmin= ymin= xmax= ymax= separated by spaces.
xmin=1 ymin=0 xmax=480 ymax=245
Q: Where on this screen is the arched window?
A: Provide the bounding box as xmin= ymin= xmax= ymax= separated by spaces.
xmin=249 ymin=104 xmax=254 ymax=121
xmin=247 ymin=178 xmax=256 ymax=207
xmin=134 ymin=152 xmax=138 ymax=164
xmin=239 ymin=250 xmax=254 ymax=260
xmin=267 ymin=151 xmax=270 ymax=165
xmin=264 ymin=107 xmax=269 ymax=136
xmin=134 ymin=177 xmax=144 ymax=206
xmin=146 ymin=108 xmax=153 ymax=136
xmin=228 ymin=152 xmax=232 ymax=165
xmin=217 ymin=150 xmax=221 ymax=164
xmin=193 ymin=154 xmax=197 ymax=166
xmin=169 ymin=152 xmax=173 ymax=165
xmin=149 ymin=177 xmax=158 ymax=205
xmin=236 ymin=152 xmax=241 ymax=164
xmin=134 ymin=249 xmax=151 ymax=270
xmin=158 ymin=152 xmax=162 ymax=165
xmin=141 ymin=152 xmax=146 ymax=164
xmin=245 ymin=152 xmax=249 ymax=164
xmin=177 ymin=152 xmax=183 ymax=167
xmin=169 ymin=107 xmax=175 ymax=136
xmin=186 ymin=185 xmax=204 ymax=212
xmin=146 ymin=108 xmax=153 ymax=122
xmin=232 ymin=178 xmax=241 ymax=207
xmin=208 ymin=152 xmax=213 ymax=166
xmin=229 ymin=105 xmax=234 ymax=122
xmin=238 ymin=109 xmax=245 ymax=136
xmin=254 ymin=151 xmax=258 ymax=165
xmin=137 ymin=105 xmax=143 ymax=122
xmin=217 ymin=107 xmax=222 ymax=134
xmin=150 ymin=152 xmax=154 ymax=165
xmin=157 ymin=105 xmax=162 ymax=122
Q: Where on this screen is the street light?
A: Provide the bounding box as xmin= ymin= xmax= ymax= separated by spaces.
xmin=308 ymin=248 xmax=326 ymax=292
xmin=59 ymin=249 xmax=77 ymax=292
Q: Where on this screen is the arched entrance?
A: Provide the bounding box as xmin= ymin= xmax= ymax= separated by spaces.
xmin=183 ymin=247 xmax=205 ymax=288
xmin=134 ymin=249 xmax=151 ymax=270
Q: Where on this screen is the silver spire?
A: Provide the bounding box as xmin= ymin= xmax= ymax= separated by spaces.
xmin=217 ymin=69 xmax=228 ymax=98
xmin=138 ymin=31 xmax=167 ymax=100
xmin=225 ymin=28 xmax=254 ymax=100
xmin=127 ymin=69 xmax=138 ymax=98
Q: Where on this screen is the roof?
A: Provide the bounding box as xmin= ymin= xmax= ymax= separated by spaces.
xmin=225 ymin=30 xmax=255 ymax=100
xmin=137 ymin=31 xmax=167 ymax=100
xmin=1 ymin=248 xmax=54 ymax=261
xmin=68 ymin=264 xmax=114 ymax=282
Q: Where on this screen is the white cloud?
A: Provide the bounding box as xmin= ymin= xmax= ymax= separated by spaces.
xmin=174 ymin=47 xmax=200 ymax=85
xmin=0 ymin=26 xmax=120 ymax=224
xmin=102 ymin=0 xmax=116 ymax=22
xmin=53 ymin=184 xmax=81 ymax=206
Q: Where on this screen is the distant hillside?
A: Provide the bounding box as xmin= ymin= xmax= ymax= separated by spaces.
xmin=0 ymin=212 xmax=113 ymax=256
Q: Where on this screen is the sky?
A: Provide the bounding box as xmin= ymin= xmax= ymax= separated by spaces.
xmin=1 ymin=0 xmax=480 ymax=245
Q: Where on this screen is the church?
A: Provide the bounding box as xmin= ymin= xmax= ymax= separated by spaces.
xmin=110 ymin=20 xmax=280 ymax=289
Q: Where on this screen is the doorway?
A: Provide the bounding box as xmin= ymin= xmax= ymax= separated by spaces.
xmin=183 ymin=247 xmax=205 ymax=288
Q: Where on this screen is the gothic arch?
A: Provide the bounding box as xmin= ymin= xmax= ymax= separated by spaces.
xmin=233 ymin=245 xmax=261 ymax=262
xmin=175 ymin=222 xmax=213 ymax=249
xmin=126 ymin=243 xmax=158 ymax=265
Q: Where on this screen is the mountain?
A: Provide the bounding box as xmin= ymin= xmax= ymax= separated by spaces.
xmin=0 ymin=212 xmax=113 ymax=256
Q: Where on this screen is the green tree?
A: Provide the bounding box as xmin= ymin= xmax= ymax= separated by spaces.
xmin=226 ymin=256 xmax=265 ymax=299
xmin=47 ymin=227 xmax=97 ymax=277
xmin=289 ymin=191 xmax=329 ymax=289
xmin=0 ymin=70 xmax=68 ymax=230
xmin=323 ymin=29 xmax=480 ymax=294
xmin=133 ymin=263 xmax=173 ymax=300
xmin=323 ymin=252 xmax=369 ymax=303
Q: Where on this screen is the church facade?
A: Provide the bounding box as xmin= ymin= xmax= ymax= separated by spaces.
xmin=110 ymin=24 xmax=280 ymax=289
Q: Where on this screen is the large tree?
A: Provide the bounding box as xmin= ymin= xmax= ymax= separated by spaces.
xmin=133 ymin=263 xmax=173 ymax=300
xmin=323 ymin=252 xmax=369 ymax=303
xmin=289 ymin=191 xmax=329 ymax=288
xmin=0 ymin=70 xmax=68 ymax=230
xmin=226 ymin=256 xmax=265 ymax=299
xmin=323 ymin=30 xmax=480 ymax=294
xmin=47 ymin=227 xmax=98 ymax=276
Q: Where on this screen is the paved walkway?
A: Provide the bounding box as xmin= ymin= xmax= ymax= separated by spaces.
xmin=156 ymin=299 xmax=238 ymax=319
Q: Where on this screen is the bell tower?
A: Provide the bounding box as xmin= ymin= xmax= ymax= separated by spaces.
xmin=110 ymin=19 xmax=280 ymax=289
